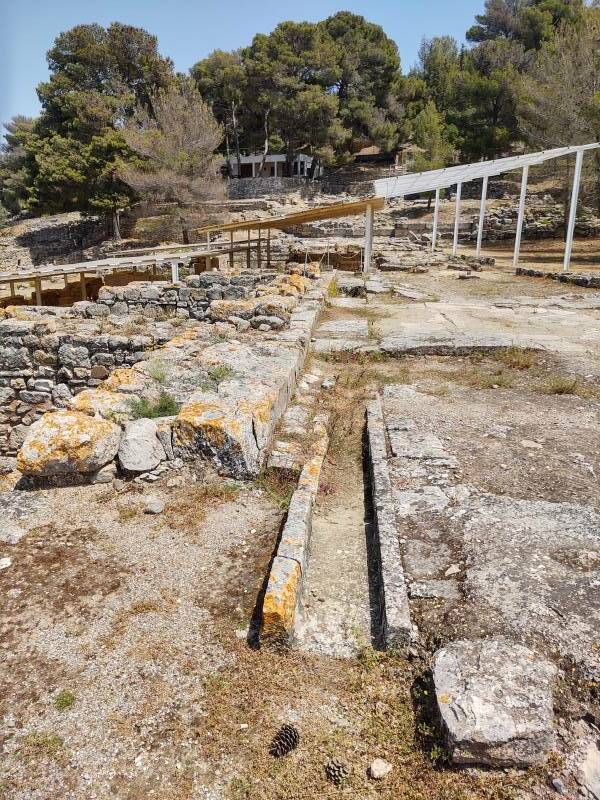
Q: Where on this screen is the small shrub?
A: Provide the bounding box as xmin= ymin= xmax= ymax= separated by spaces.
xmin=54 ymin=690 xmax=75 ymax=711
xmin=208 ymin=365 xmax=234 ymax=384
xmin=129 ymin=392 xmax=180 ymax=419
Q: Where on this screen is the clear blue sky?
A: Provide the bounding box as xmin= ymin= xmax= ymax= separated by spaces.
xmin=1 ymin=0 xmax=483 ymax=124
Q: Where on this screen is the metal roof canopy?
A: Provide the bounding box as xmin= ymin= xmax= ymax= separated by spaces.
xmin=373 ymin=143 xmax=600 ymax=198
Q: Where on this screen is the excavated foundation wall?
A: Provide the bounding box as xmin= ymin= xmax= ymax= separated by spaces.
xmin=0 ymin=319 xmax=160 ymax=455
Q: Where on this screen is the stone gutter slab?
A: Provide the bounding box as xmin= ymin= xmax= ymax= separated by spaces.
xmin=365 ymin=396 xmax=414 ymax=649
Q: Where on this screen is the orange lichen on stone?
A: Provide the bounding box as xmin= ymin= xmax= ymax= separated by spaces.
xmin=69 ymin=388 xmax=129 ymax=419
xmin=103 ymin=368 xmax=143 ymax=392
xmin=261 ymin=557 xmax=301 ymax=643
xmin=17 ymin=409 xmax=122 ymax=476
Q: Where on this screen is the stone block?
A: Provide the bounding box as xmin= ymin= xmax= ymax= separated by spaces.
xmin=17 ymin=410 xmax=122 ymax=477
xmin=260 ymin=556 xmax=301 ymax=645
xmin=433 ymin=638 xmax=556 ymax=767
xmin=118 ymin=418 xmax=166 ymax=473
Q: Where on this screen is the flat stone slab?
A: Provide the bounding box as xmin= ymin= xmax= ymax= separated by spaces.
xmin=463 ymin=494 xmax=600 ymax=677
xmin=380 ymin=332 xmax=543 ymax=356
xmin=433 ymin=638 xmax=557 ymax=767
xmin=316 ymin=318 xmax=369 ymax=338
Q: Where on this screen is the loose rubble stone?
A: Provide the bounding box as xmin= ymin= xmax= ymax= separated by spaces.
xmin=143 ymin=496 xmax=165 ymax=514
xmin=118 ymin=419 xmax=166 ymax=473
xmin=17 ymin=410 xmax=122 ymax=477
xmin=433 ymin=638 xmax=557 ymax=767
xmin=369 ymin=759 xmax=393 ymax=780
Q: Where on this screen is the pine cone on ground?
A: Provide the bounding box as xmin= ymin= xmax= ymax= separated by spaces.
xmin=325 ymin=757 xmax=350 ymax=785
xmin=269 ymin=723 xmax=300 ymax=757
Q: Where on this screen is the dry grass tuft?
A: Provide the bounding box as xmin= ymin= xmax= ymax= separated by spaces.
xmin=166 ymin=480 xmax=241 ymax=529
xmin=20 ymin=732 xmax=65 ymax=761
xmin=491 ymin=347 xmax=537 ymax=370
xmin=255 ymin=469 xmax=297 ymax=511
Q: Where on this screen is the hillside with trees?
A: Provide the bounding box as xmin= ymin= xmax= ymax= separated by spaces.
xmin=1 ymin=1 xmax=597 ymax=228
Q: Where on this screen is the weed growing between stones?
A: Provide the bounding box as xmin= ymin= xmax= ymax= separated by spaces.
xmin=129 ymin=392 xmax=180 ymax=419
xmin=19 ymin=732 xmax=65 ymax=762
xmin=207 ymin=364 xmax=235 ymax=384
xmin=255 ymin=469 xmax=297 ymax=511
xmin=145 ymin=359 xmax=170 ymax=384
xmin=54 ymin=690 xmax=75 ymax=711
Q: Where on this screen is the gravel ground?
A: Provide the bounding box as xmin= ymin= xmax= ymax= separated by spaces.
xmin=0 ymin=474 xmax=283 ymax=799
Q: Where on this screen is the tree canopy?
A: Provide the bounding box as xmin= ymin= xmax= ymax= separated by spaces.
xmin=0 ymin=4 xmax=596 ymax=224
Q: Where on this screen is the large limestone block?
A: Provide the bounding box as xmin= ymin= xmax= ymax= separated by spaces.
xmin=17 ymin=410 xmax=122 ymax=477
xmin=69 ymin=388 xmax=130 ymax=419
xmin=433 ymin=638 xmax=556 ymax=767
xmin=208 ymin=298 xmax=260 ymax=322
xmin=173 ymin=394 xmax=260 ymax=479
xmin=118 ymin=418 xmax=166 ymax=473
xmin=261 ymin=556 xmax=301 ymax=645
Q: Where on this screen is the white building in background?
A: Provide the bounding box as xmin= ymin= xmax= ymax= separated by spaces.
xmin=225 ymin=153 xmax=323 ymax=179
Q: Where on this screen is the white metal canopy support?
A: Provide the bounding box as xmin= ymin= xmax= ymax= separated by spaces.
xmin=431 ymin=188 xmax=440 ymax=252
xmin=170 ymin=260 xmax=179 ymax=283
xmin=476 ymin=176 xmax=488 ymax=258
xmin=513 ymin=165 xmax=529 ymax=269
xmin=364 ymin=203 xmax=374 ymax=272
xmin=563 ymin=148 xmax=585 ymax=272
xmin=452 ymin=183 xmax=462 ymax=256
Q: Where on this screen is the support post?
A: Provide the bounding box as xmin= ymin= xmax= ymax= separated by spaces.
xmin=9 ymin=281 xmax=15 ymax=298
xmin=229 ymin=231 xmax=234 ymax=269
xmin=80 ymin=273 xmax=87 ymax=300
xmin=563 ymin=148 xmax=584 ymax=272
xmin=363 ymin=203 xmax=374 ymax=273
xmin=431 ymin=188 xmax=440 ymax=252
xmin=33 ymin=277 xmax=42 ymax=305
xmin=63 ymin=274 xmax=69 ymax=288
xmin=266 ymin=228 xmax=271 ymax=267
xmin=476 ymin=176 xmax=488 ymax=258
xmin=257 ymin=228 xmax=262 ymax=269
xmin=513 ymin=165 xmax=529 ymax=269
xmin=452 ymin=183 xmax=462 ymax=256
xmin=170 ymin=261 xmax=179 ymax=283
xmin=246 ymin=228 xmax=251 ymax=269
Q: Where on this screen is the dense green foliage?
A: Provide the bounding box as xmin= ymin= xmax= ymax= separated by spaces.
xmin=0 ymin=2 xmax=595 ymax=223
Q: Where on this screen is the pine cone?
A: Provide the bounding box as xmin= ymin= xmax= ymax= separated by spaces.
xmin=325 ymin=757 xmax=350 ymax=785
xmin=269 ymin=723 xmax=300 ymax=757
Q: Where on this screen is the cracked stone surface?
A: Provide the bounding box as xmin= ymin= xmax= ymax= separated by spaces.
xmin=433 ymin=638 xmax=557 ymax=767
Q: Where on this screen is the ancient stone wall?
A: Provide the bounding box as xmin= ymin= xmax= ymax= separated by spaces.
xmin=0 ymin=319 xmax=160 ymax=455
xmin=0 ymin=214 xmax=109 ymax=272
xmin=76 ymin=272 xmax=281 ymax=322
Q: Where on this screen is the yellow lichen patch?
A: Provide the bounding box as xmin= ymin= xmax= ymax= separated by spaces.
xmin=261 ymin=557 xmax=301 ymax=641
xmin=167 ymin=328 xmax=199 ymax=346
xmin=17 ymin=410 xmax=121 ymax=476
xmin=209 ymin=299 xmax=260 ymax=322
xmin=103 ymin=368 xmax=143 ymax=392
xmin=69 ymin=388 xmax=129 ymax=419
xmin=284 ymin=273 xmax=309 ymax=294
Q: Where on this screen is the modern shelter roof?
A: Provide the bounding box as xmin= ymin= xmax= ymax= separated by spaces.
xmin=373 ymin=143 xmax=600 ymax=198
xmin=194 ymin=197 xmax=386 ymax=235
